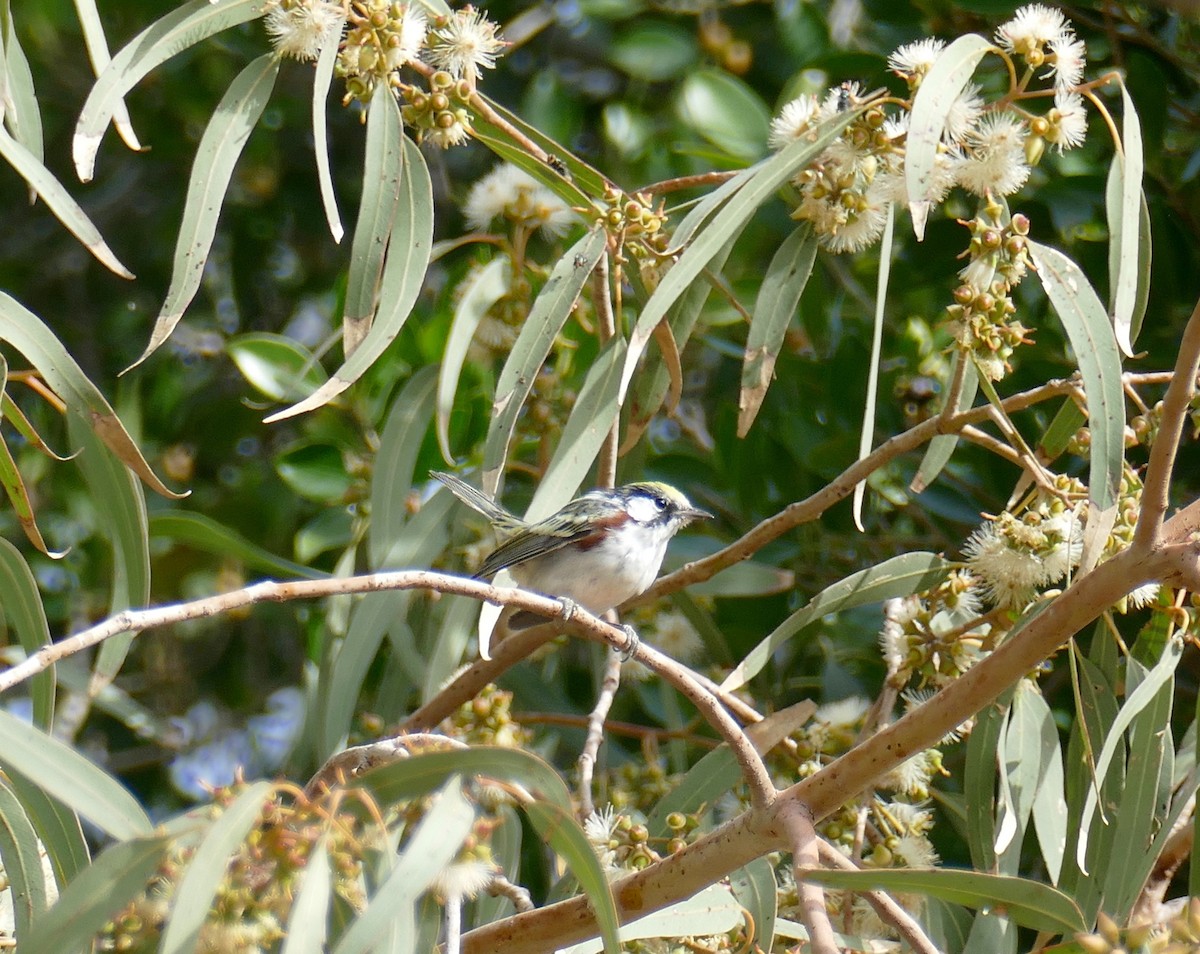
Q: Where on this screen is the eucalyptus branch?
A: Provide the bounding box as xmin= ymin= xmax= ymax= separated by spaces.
xmin=780 ymin=800 xmax=838 ymax=954
xmin=1134 ymin=293 xmax=1200 ymax=550
xmin=578 ymin=649 xmax=622 ymax=818
xmin=593 ymin=253 xmax=619 ymax=489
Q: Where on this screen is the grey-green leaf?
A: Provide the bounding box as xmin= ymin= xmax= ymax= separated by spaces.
xmin=481 ymin=227 xmax=607 ymax=496
xmin=0 ymin=776 xmax=50 ymax=942
xmin=72 ymin=0 xmax=141 ymax=151
xmin=0 ymin=539 xmax=54 ymax=727
xmin=129 ymin=53 xmax=280 ymax=370
xmin=73 ymin=0 xmax=262 ymax=181
xmin=722 ymin=552 xmax=951 ymax=691
xmin=1028 ymin=241 xmax=1124 ymax=510
xmin=738 ymin=224 xmax=818 ymax=436
xmin=911 ymin=353 xmax=978 ymax=493
xmin=1106 ymin=83 xmax=1150 ymax=356
xmin=312 ymin=23 xmax=346 ymax=243
xmin=267 ymin=132 xmax=433 ymax=422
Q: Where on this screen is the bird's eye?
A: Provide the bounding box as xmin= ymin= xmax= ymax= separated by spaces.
xmin=653 ymin=493 xmax=668 ymax=510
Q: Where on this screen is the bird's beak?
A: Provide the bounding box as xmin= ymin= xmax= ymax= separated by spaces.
xmin=680 ymin=506 xmax=714 ymax=523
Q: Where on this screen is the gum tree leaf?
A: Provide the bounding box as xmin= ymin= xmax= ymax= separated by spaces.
xmin=342 ymin=83 xmax=404 ymax=356
xmin=722 ymin=552 xmax=951 ymax=691
xmin=128 ymin=53 xmax=280 ymax=370
xmin=149 ymin=511 xmax=327 ymax=581
xmin=481 ymin=227 xmax=607 ymax=497
xmin=1028 ymin=241 xmax=1124 ymax=511
xmin=0 ymin=293 xmax=182 ymax=497
xmin=267 ymin=131 xmax=433 ymax=422
xmin=0 ymin=427 xmax=61 ymax=557
xmin=312 ymin=22 xmax=346 ymax=243
xmin=0 ymin=539 xmax=54 ymax=726
xmin=1107 ymin=83 xmax=1147 ymax=357
xmin=436 ymin=256 xmax=511 ymax=463
xmin=227 ymin=332 xmax=329 ymax=403
xmin=73 ymin=0 xmax=262 ymax=181
xmin=281 ymin=831 xmax=332 ymax=954
xmin=911 ymin=353 xmax=978 ymax=493
xmin=738 ymin=224 xmax=818 ymax=437
xmin=72 ymin=0 xmax=142 ymax=150
xmin=0 ymin=775 xmax=50 ymax=942
xmin=905 ymin=34 xmax=993 ymax=238
xmin=1 ymin=5 xmax=43 ymax=161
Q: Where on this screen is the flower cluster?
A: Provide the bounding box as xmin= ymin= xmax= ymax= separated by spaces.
xmin=963 ymin=486 xmax=1085 ymax=609
xmin=767 ymin=4 xmax=1089 ymax=255
xmin=262 ymin=0 xmax=505 ymax=145
xmin=880 ymin=569 xmax=988 ymax=691
xmin=464 ymin=164 xmax=576 ymax=239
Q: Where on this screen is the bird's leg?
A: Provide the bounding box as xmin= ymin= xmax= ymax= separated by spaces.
xmin=618 ymin=624 xmax=640 ymax=661
xmin=557 ymin=597 xmax=578 ymax=622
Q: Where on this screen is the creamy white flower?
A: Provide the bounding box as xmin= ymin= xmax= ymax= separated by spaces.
xmin=959 ymin=253 xmax=998 ymax=292
xmin=1045 ymin=90 xmax=1088 ymax=152
xmin=894 ymin=833 xmax=939 ymax=867
xmin=425 ymin=6 xmax=504 ymax=81
xmin=944 ymin=84 xmax=984 ymax=144
xmin=954 ymin=112 xmax=1031 ymax=196
xmin=888 ymin=37 xmax=945 ymax=78
xmin=263 ymin=0 xmax=343 ymax=61
xmin=769 ymin=94 xmax=821 ymax=149
xmin=427 ymin=112 xmax=472 ymax=148
xmin=995 ymin=4 xmax=1070 ymax=55
xmin=464 ymin=164 xmax=575 ymax=236
xmin=815 ymin=696 xmax=870 ymax=728
xmin=1047 ymin=32 xmax=1086 ymax=89
xmin=1040 ymin=510 xmax=1084 ymax=581
xmin=1126 ymin=582 xmax=1161 ymax=609
xmin=882 ymin=801 xmax=933 ymax=832
xmin=883 ymin=751 xmax=936 ymax=797
xmin=963 ymin=521 xmax=1043 ymax=607
xmin=584 ymin=805 xmax=620 ymax=843
xmin=817 ymin=179 xmax=892 ymax=253
xmin=430 ymin=859 xmax=495 ymax=900
xmin=385 ymin=4 xmax=427 ymax=70
xmin=653 ymin=611 xmax=704 ymax=662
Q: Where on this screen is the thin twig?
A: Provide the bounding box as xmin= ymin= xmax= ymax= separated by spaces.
xmin=578 ymin=648 xmax=622 ymax=818
xmin=1134 ymin=294 xmax=1200 ymax=551
xmin=593 ymin=254 xmax=619 ymax=488
xmin=778 ymin=800 xmax=838 ymax=954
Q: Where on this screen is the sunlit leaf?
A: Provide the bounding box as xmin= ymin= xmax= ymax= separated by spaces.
xmin=1 ymin=4 xmax=42 ymax=162
xmin=266 ymin=132 xmax=433 ymax=422
xmin=905 ymin=34 xmax=993 ymax=238
xmin=1028 ymin=241 xmax=1124 ymax=511
xmin=73 ymin=0 xmax=261 ymax=181
xmin=129 ymin=54 xmax=280 ymax=369
xmin=481 ymin=227 xmax=607 ymax=496
xmin=281 ymin=830 xmax=332 ymax=954
xmin=721 ymin=552 xmax=951 ymax=691
xmin=312 ymin=22 xmax=346 ymax=243
xmin=676 ymin=69 xmax=770 ymax=163
xmin=436 ymin=256 xmax=511 ymax=463
xmin=731 ymin=857 xmax=776 ymax=953
xmin=0 ymin=539 xmax=54 ymax=726
xmin=911 ymin=353 xmax=978 ymax=493
xmin=71 ymin=0 xmax=141 ymax=150
xmin=1107 ymin=82 xmax=1147 ymax=356
xmin=0 ymin=428 xmax=61 ymax=557
xmin=738 ymin=224 xmax=818 ymax=437
xmin=149 ymin=510 xmax=327 ymax=581
xmin=0 ymin=775 xmax=50 ymax=942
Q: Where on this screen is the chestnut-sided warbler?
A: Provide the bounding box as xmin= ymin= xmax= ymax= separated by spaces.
xmin=432 ymin=472 xmax=711 ymax=632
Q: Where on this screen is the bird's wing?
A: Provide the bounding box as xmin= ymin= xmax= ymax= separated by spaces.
xmin=473 ymin=525 xmax=597 ymax=578
xmin=431 ymin=471 xmax=525 ymax=533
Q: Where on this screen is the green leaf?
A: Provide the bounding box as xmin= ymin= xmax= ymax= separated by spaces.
xmin=559 ymin=884 xmax=743 ymax=954
xmin=281 ymin=831 xmax=333 ymax=954
xmin=1107 ymin=83 xmax=1148 ymax=357
xmin=676 ymin=69 xmax=769 ymax=163
xmin=0 ymin=294 xmax=180 ymax=498
xmin=527 ymin=336 xmax=627 ymax=522
xmin=524 ymin=800 xmax=621 ymax=954
xmin=905 ymin=34 xmax=993 ymax=238
xmin=67 ymin=410 xmax=150 ymax=692
xmin=0 ymin=539 xmax=54 ymax=726
xmin=267 ymin=132 xmax=433 ymax=422
xmin=436 ymin=256 xmax=511 ymax=463
xmin=731 ymin=857 xmax=777 ymax=953
xmin=721 ymin=552 xmax=951 ymax=691
xmin=609 ymin=22 xmax=696 ymax=81
xmin=19 ymin=833 xmax=172 ymax=954
xmin=0 ymin=123 xmax=132 ymax=277
xmin=342 ymin=83 xmax=405 ymax=356
xmin=150 ymin=510 xmax=326 ymax=581
xmin=1 ymin=5 xmax=43 ymax=161
xmin=481 ymin=227 xmax=607 ymax=496
xmin=3 ymin=772 xmax=89 ymax=888
xmin=1028 ymin=241 xmax=1124 ymax=511
xmin=0 ymin=708 xmax=151 ymax=841
xmin=275 ymin=443 xmax=353 ymax=504
xmin=334 ymin=779 xmax=475 ymax=954
xmin=129 ymin=53 xmax=280 ymax=369
xmin=160 ymin=781 xmax=273 ymax=954
xmin=911 ymin=353 xmax=978 ymax=493
xmin=964 ymin=693 xmax=1010 ymax=872
xmin=312 ymin=21 xmax=346 ymax=243
xmin=0 ymin=775 xmax=50 ymax=942
xmin=227 ymin=333 xmax=329 ymax=403
xmin=1077 ymin=638 xmax=1182 ymax=874
xmin=799 ymin=869 xmax=1086 ymax=935
xmin=0 ymin=424 xmax=61 ymax=557
xmin=852 ymin=202 xmax=895 ymax=531
xmin=367 ymin=365 xmax=438 ymax=570
xmin=71 ymin=0 xmax=142 ymax=150
xmin=73 ymin=0 xmax=262 ymax=181
xmin=421 ymin=595 xmax=478 ymax=704
xmin=1026 ymin=689 xmax=1068 ymax=884
xmin=1038 ymin=397 xmax=1087 ymax=460
xmin=997 ymin=682 xmax=1060 ymax=877
xmin=619 ymin=108 xmax=857 ymax=405
xmin=738 ymin=224 xmax=818 ymax=436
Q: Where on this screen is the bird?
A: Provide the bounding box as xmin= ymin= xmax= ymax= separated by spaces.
xmin=431 ymin=471 xmax=712 ymax=640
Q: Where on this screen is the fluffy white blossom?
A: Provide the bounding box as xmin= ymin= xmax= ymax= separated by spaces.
xmin=995 ymin=4 xmax=1071 ymax=56
xmin=888 ymin=37 xmax=945 ymax=79
xmin=464 ymin=164 xmax=575 ymax=236
xmin=1045 ymin=90 xmax=1089 ymax=152
xmin=944 ymin=84 xmax=984 ymax=144
xmin=953 ymin=112 xmax=1031 ymax=196
xmin=263 ymin=0 xmax=343 ymax=61
xmin=769 ymin=94 xmax=821 ymax=149
xmin=426 ymin=6 xmax=504 ymax=81
xmin=1047 ymin=32 xmax=1087 ymax=89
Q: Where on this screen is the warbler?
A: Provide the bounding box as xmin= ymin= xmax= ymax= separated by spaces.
xmin=432 ymin=471 xmax=711 ymax=635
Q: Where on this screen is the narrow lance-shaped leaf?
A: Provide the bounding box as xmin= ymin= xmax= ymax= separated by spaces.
xmin=72 ymin=0 xmax=142 ymax=150
xmin=911 ymin=352 xmax=979 ymax=493
xmin=343 ymin=82 xmax=404 ymax=356
xmin=281 ymin=831 xmax=333 ymax=954
xmin=481 ymin=227 xmax=607 ymax=496
xmin=436 ymin=257 xmax=511 ymax=463
xmin=73 ymin=0 xmax=262 ymax=181
xmin=128 ymin=53 xmax=280 ymax=370
xmin=0 ymin=124 xmax=132 ymax=277
xmin=1 ymin=4 xmax=43 ymax=163
xmin=852 ymin=202 xmax=895 ymax=531
xmin=738 ymin=223 xmax=818 ymax=437
xmin=267 ymin=132 xmax=433 ymax=422
xmin=722 ymin=552 xmax=951 ymax=691
xmin=0 ymin=776 xmax=50 ymax=942
xmin=1106 ymin=83 xmax=1151 ymax=356
xmin=0 ymin=423 xmax=61 ymax=557
xmin=0 ymin=293 xmax=182 ymax=498
xmin=312 ymin=21 xmax=346 ymax=243
xmin=0 ymin=539 xmax=55 ymax=726
xmin=1028 ymin=241 xmax=1124 ymax=511
xmin=905 ymin=34 xmax=993 ymax=239
xmin=618 ymin=108 xmax=858 ymax=404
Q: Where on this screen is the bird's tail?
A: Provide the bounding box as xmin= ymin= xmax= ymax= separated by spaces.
xmin=430 ymin=471 xmax=526 ymax=533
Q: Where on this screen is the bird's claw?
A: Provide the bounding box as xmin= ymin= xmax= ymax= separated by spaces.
xmin=619 ymin=624 xmax=640 ymax=661
xmin=558 ymin=597 xmax=578 ymax=622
